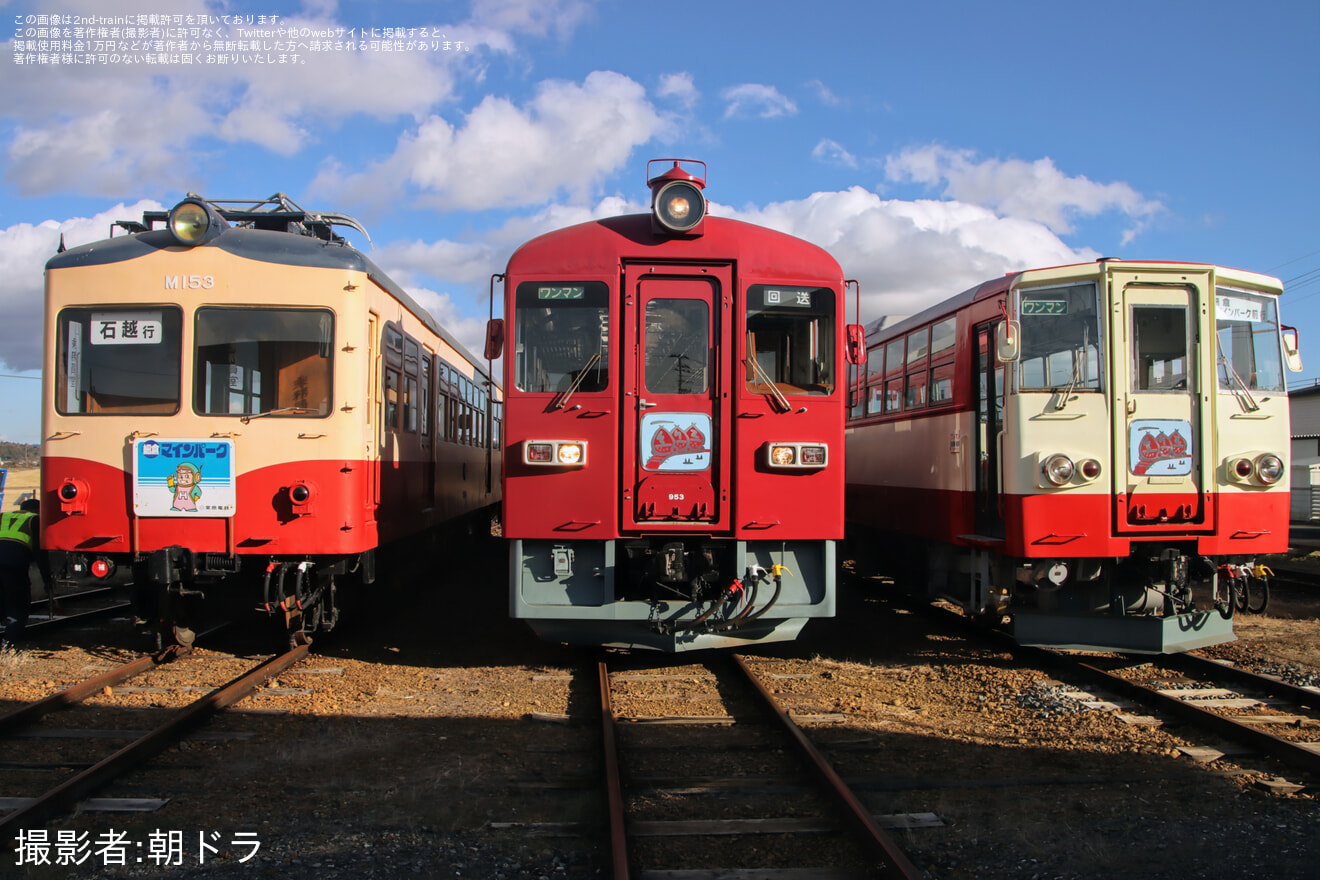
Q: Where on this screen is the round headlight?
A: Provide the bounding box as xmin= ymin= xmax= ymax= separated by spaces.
xmin=654 ymin=181 xmax=706 ymax=233
xmin=1233 ymin=458 xmax=1254 ymax=479
xmin=1257 ymin=454 xmax=1284 ymax=484
xmin=1042 ymin=454 xmax=1075 ymax=486
xmin=59 ymin=482 xmax=79 ymax=501
xmin=290 ymin=484 xmax=311 ymax=504
xmin=1080 ymin=459 xmax=1102 ymax=480
xmin=169 ymin=201 xmax=211 ymax=244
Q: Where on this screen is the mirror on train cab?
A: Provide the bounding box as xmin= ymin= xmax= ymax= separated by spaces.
xmin=484 ymin=318 xmax=505 ymax=360
xmin=1282 ymin=325 xmax=1303 ymax=372
xmin=997 ymin=320 xmax=1020 ymax=362
xmin=845 ymin=324 xmax=866 ymax=365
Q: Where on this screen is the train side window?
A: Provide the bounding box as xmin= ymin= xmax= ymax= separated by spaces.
xmin=404 ymin=375 xmax=418 ymax=432
xmin=929 ymin=362 xmax=955 ymax=404
xmin=1215 ymin=289 xmax=1284 ymax=392
xmin=385 ymin=368 xmax=400 ymax=430
xmin=1132 ymin=305 xmax=1191 ymax=392
xmin=56 ymin=307 xmax=184 ymax=415
xmin=420 ymin=354 xmax=432 ymax=436
xmin=867 ymin=383 xmax=886 ymax=415
xmin=905 ymin=328 xmax=929 ymax=366
xmin=904 ymin=371 xmax=927 ymax=408
xmin=885 ymin=377 xmax=903 ymax=413
xmin=884 ymin=338 xmax=904 ymax=377
xmin=194 ymin=308 xmax=333 ymax=417
xmin=514 ymin=281 xmax=610 ymax=393
xmin=930 ymin=317 xmax=956 ymax=357
xmin=745 ymin=285 xmax=835 ymax=395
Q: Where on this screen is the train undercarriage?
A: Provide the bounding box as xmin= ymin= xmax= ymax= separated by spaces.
xmin=854 ymin=531 xmax=1241 ymax=653
xmin=50 ymin=547 xmax=368 ymax=649
xmin=511 ymin=536 xmax=836 ymax=651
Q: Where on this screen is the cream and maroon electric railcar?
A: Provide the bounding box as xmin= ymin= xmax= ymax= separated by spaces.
xmin=41 ymin=195 xmax=501 ymax=646
xmin=846 ymin=260 xmax=1299 ymax=653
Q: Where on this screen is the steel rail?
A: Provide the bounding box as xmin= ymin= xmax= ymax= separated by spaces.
xmin=597 ymin=660 xmax=631 ymax=880
xmin=0 ymin=642 xmax=308 ymax=836
xmin=731 ymin=654 xmax=924 ymax=879
xmin=921 ymin=600 xmax=1320 ymax=778
xmin=1064 ymin=657 xmax=1320 ymax=776
xmin=0 ymin=645 xmax=188 ymax=736
xmin=1169 ymin=651 xmax=1320 ymax=709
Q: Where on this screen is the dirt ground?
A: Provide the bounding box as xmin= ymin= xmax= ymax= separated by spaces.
xmin=2 ymin=535 xmax=1318 ymax=879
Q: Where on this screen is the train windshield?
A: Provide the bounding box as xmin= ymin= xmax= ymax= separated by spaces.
xmin=1215 ymin=288 xmax=1284 ymax=392
xmin=56 ymin=307 xmax=183 ymax=415
xmin=1017 ymin=282 xmax=1102 ymax=392
xmin=193 ymin=308 xmax=334 ymax=417
xmin=744 ymin=285 xmax=835 ymax=395
xmin=513 ymin=282 xmax=610 ymax=393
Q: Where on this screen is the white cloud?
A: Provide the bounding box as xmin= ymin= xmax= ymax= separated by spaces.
xmin=722 ymin=186 xmax=1096 ymax=321
xmin=886 ymin=145 xmax=1164 ymax=245
xmin=812 ymin=139 xmax=858 ymax=169
xmin=2 ymin=0 xmax=602 ymax=197
xmin=720 ymin=84 xmax=797 ymax=120
xmin=0 ymin=201 xmax=163 ymax=372
xmin=312 ymin=71 xmax=666 ymax=211
xmin=805 ymin=79 xmax=840 ymax=106
xmin=657 ymin=72 xmax=699 ymax=109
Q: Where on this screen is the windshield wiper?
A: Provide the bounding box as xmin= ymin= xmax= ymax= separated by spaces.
xmin=1055 ymin=324 xmax=1092 ymax=412
xmin=240 ymin=406 xmax=315 ymax=424
xmin=554 ymin=352 xmax=601 ymax=410
xmin=745 ymin=340 xmax=791 ymax=413
xmin=1217 ymin=333 xmax=1259 ymax=413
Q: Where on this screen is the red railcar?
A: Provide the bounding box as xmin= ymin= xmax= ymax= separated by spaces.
xmin=493 ymin=161 xmax=861 ymax=650
xmin=41 ymin=195 xmax=501 ymax=646
xmin=846 ymin=260 xmax=1299 ymax=652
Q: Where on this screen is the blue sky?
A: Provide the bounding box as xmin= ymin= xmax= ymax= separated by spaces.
xmin=2 ymin=0 xmax=1317 ymax=444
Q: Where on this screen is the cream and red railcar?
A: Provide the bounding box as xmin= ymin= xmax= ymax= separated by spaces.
xmin=846 ymin=260 xmax=1299 ymax=652
xmin=41 ymin=195 xmax=501 ymax=645
xmin=492 ymin=160 xmax=863 ymax=651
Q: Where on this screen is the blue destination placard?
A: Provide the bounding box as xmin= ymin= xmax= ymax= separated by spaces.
xmin=133 ymin=438 xmax=236 ymax=517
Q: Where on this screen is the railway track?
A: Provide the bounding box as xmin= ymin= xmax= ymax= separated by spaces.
xmin=0 ymin=640 xmax=308 ymax=836
xmin=22 ymin=583 xmax=134 ymax=635
xmin=595 ymin=654 xmax=924 ymax=879
xmin=916 ymin=598 xmax=1320 ymax=784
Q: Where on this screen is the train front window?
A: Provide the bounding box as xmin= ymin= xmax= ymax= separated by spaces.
xmin=645 ymin=299 xmax=709 ymax=394
xmin=56 ymin=307 xmax=183 ymax=415
xmin=745 ymin=285 xmax=835 ymax=395
xmin=1017 ymin=283 xmax=1102 ymax=392
xmin=194 ymin=308 xmax=334 ymax=417
xmin=1131 ymin=305 xmax=1191 ymax=392
xmin=1215 ymin=289 xmax=1284 ymax=392
xmin=513 ymin=282 xmax=610 ymax=393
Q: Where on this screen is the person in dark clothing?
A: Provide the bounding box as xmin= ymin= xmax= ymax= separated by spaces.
xmin=0 ymin=498 xmax=42 ymax=651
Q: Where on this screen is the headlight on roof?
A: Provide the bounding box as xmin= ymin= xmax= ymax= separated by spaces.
xmin=166 ymin=197 xmax=226 ymax=246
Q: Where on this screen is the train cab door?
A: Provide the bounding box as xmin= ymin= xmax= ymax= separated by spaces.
xmin=973 ymin=321 xmax=1005 ymax=537
xmin=1112 ymin=279 xmax=1208 ymax=530
xmin=621 ymin=263 xmax=732 ymax=531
